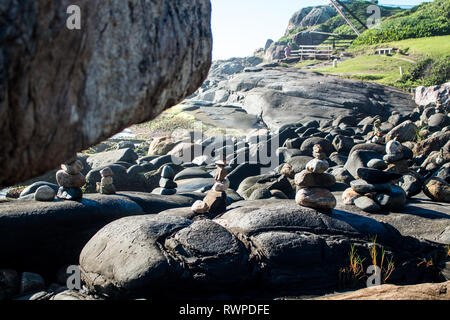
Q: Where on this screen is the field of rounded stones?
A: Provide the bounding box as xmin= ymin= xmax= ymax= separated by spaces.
xmin=1 ymin=97 xmax=449 ymax=300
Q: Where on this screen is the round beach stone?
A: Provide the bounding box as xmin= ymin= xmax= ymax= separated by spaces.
xmin=159 ymin=178 xmax=177 ymax=189
xmin=305 ymin=158 xmax=329 ymax=174
xmin=61 ymin=160 xmax=84 ymax=175
xmin=383 ymin=152 xmax=404 ymax=163
xmin=269 ymin=189 xmax=289 ymax=199
xmin=295 ymin=187 xmax=336 ymax=210
xmin=294 ymin=170 xmax=336 ymax=188
xmin=280 ymin=163 xmax=295 ymax=178
xmin=356 ymin=168 xmax=402 ymax=184
xmin=161 ymin=165 xmax=175 ymax=179
xmin=367 ymin=158 xmax=387 ymax=170
xmin=428 ymin=113 xmax=449 ymax=128
xmin=34 ymin=185 xmax=56 ymax=202
xmin=159 ymin=188 xmax=177 ymax=195
xmin=350 ymin=179 xmax=391 ymax=194
xmin=56 ymin=170 xmax=86 ymax=188
xmin=328 ymin=166 xmax=353 ymax=185
xmin=354 ymin=196 xmax=381 ymax=213
xmin=248 ymin=188 xmax=272 ymax=200
xmin=386 ymin=140 xmax=403 ymax=154
xmin=342 ymin=187 xmax=362 ymax=205
xmin=423 ymin=177 xmax=450 ymax=203
xmin=191 ymin=200 xmax=209 ymax=214
xmin=375 ymin=186 xmax=406 ymax=211
xmin=398 ymin=174 xmax=422 ymax=198
xmin=203 ymin=190 xmax=227 ymax=215
xmin=329 ymin=152 xmax=348 ymax=166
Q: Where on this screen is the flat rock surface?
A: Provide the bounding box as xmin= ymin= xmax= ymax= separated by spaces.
xmin=186 ymin=67 xmax=415 ymax=131
xmin=333 ymin=191 xmax=450 ymax=244
xmin=181 ymin=104 xmax=264 ymax=131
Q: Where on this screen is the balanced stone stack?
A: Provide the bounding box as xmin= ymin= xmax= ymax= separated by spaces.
xmin=157 ymin=165 xmax=177 ymax=195
xmin=56 ymin=158 xmax=86 ymax=201
xmin=370 ymin=119 xmax=384 ymax=144
xmin=96 ymin=167 xmax=116 ymax=195
xmin=294 ymin=144 xmax=336 ymax=211
xmin=344 ymin=165 xmax=405 ymax=213
xmin=383 ymin=140 xmax=409 ymax=175
xmin=192 ymin=160 xmax=228 ymax=215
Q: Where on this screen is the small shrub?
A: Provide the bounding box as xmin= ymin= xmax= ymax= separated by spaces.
xmin=397 ymin=55 xmax=450 ymax=88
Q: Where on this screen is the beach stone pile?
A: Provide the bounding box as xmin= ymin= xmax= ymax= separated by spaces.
xmin=370 ymin=119 xmax=385 ymax=144
xmin=153 ymin=165 xmax=177 ymax=195
xmin=294 ymin=144 xmax=336 ymax=210
xmin=56 ymin=159 xmax=86 ymax=201
xmin=96 ymin=167 xmax=116 ymax=195
xmin=384 ymin=140 xmax=409 ymax=174
xmin=344 ymin=151 xmax=406 ymax=213
xmin=192 ymin=160 xmax=228 ymax=215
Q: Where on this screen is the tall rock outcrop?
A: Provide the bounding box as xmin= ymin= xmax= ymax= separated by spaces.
xmin=0 ymin=0 xmax=212 ymax=187
xmin=284 ymin=5 xmax=336 ymax=36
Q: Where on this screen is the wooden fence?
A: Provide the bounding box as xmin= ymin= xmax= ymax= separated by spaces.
xmin=290 ymin=45 xmax=333 ymax=60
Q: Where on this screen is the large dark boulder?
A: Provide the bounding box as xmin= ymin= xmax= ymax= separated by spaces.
xmin=79 ymin=199 xmax=446 ymax=299
xmin=0 ymin=192 xmax=199 ymax=276
xmin=0 ymin=0 xmax=212 ymax=187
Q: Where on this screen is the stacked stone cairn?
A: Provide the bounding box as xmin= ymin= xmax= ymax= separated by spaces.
xmin=191 ymin=160 xmax=228 ymax=215
xmin=96 ymin=167 xmax=116 ymax=195
xmin=56 ymin=158 xmax=86 ymax=200
xmin=370 ymin=119 xmax=384 ymax=144
xmin=343 ymin=144 xmax=406 ymax=212
xmin=157 ymin=165 xmax=177 ymax=195
xmin=294 ymin=144 xmax=336 ymax=211
xmin=383 ymin=139 xmax=409 ymax=175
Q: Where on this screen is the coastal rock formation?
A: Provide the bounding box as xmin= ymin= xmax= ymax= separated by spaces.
xmin=0 ymin=0 xmax=212 ymax=187
xmin=186 ymin=67 xmax=416 ymax=131
xmin=284 ymin=5 xmax=336 ymax=36
xmin=415 ymin=82 xmax=450 ymax=108
xmin=0 ymin=192 xmax=202 ymax=276
xmin=79 ymin=199 xmax=446 ymax=299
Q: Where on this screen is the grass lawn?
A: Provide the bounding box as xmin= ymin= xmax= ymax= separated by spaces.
xmin=312 ymin=55 xmax=414 ymax=87
xmin=295 ymin=59 xmax=323 ymax=68
xmin=349 ymin=35 xmax=450 ymax=59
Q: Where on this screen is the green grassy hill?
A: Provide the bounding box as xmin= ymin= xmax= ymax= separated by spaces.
xmin=284 ymin=1 xmax=449 ymax=90
xmin=352 ymin=0 xmax=450 ymax=45
xmin=278 ymin=1 xmax=404 ymax=45
xmin=311 ymin=35 xmax=450 ymax=89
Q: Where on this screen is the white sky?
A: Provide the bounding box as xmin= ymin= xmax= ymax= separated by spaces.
xmin=211 ymin=0 xmax=432 ymax=60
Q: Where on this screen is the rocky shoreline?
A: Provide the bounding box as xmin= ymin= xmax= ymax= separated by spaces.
xmin=1 ymin=78 xmax=449 ymax=299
